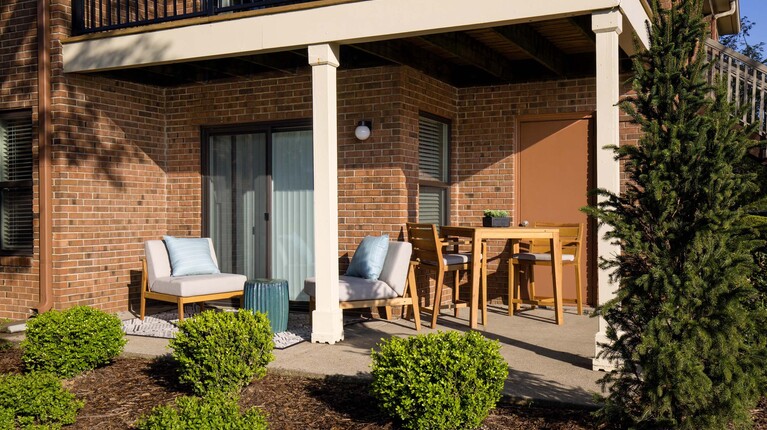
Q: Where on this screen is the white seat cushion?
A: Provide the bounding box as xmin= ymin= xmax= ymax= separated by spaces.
xmin=304 ymin=276 xmax=399 ymax=302
xmin=513 ymin=253 xmax=575 ymax=262
xmin=150 ymin=273 xmax=247 ymax=297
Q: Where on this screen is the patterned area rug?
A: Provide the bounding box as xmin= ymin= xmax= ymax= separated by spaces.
xmin=122 ymin=310 xmax=312 ymax=349
xmin=122 ymin=310 xmax=364 ymax=349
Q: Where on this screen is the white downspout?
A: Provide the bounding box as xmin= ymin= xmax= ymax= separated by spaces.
xmin=712 ymin=0 xmax=737 ymax=20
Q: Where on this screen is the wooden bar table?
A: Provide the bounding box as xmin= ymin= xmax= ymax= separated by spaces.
xmin=440 ymin=226 xmax=564 ymax=328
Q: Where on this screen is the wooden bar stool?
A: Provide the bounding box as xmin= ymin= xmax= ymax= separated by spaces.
xmin=508 ymin=223 xmax=584 ymax=316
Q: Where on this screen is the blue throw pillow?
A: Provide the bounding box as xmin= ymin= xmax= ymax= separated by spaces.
xmin=345 ymin=235 xmax=389 ymax=280
xmin=163 ymin=236 xmax=221 ymax=277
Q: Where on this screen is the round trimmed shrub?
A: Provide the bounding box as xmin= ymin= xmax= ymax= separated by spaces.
xmin=135 ymin=393 xmax=268 ymax=430
xmin=371 ymin=330 xmax=508 ymax=430
xmin=169 ymin=310 xmax=274 ymax=395
xmin=0 ymin=372 xmax=83 ymax=429
xmin=21 ymin=306 xmax=126 ymax=378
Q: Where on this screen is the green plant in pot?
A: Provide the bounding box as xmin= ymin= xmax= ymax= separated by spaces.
xmin=482 ymin=209 xmax=510 ymax=227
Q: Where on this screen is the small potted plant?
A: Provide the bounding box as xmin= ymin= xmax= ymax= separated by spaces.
xmin=482 ymin=209 xmax=511 ymax=227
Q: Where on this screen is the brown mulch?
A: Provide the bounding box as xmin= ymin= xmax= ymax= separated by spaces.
xmin=0 ymin=345 xmax=765 ymax=429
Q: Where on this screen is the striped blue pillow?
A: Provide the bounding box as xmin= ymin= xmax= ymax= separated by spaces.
xmin=163 ymin=236 xmax=221 ymax=277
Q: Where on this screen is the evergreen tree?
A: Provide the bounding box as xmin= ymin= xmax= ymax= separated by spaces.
xmin=587 ymin=0 xmax=767 ymax=428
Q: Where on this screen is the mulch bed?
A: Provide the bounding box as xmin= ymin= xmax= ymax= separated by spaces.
xmin=0 ymin=345 xmax=765 ymax=429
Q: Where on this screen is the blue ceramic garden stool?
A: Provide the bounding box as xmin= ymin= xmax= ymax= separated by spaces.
xmin=243 ymin=278 xmax=289 ymax=333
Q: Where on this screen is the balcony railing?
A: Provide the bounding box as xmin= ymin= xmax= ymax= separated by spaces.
xmin=705 ymin=38 xmax=767 ymax=137
xmin=71 ymin=0 xmax=317 ymax=35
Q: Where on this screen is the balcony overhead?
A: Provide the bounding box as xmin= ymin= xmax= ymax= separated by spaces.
xmin=703 ymin=0 xmax=740 ymax=36
xmin=63 ymin=0 xmax=652 ymax=87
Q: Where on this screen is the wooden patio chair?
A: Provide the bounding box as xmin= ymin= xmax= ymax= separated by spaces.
xmin=508 ymin=222 xmax=584 ymax=316
xmin=406 ymin=222 xmax=487 ymax=328
xmin=141 ymin=238 xmax=247 ymax=321
xmin=304 ymin=240 xmax=421 ymax=330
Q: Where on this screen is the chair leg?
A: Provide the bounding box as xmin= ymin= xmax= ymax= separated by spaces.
xmin=508 ymin=260 xmax=515 ymax=316
xmin=178 ymin=300 xmax=185 ymax=322
xmin=514 ymin=267 xmax=521 ymax=312
xmin=384 ymin=306 xmax=393 ymax=320
xmin=407 ymin=263 xmax=421 ymax=331
xmin=528 ymin=265 xmax=537 ymax=309
xmin=574 ymin=263 xmax=583 ymax=315
xmin=431 ymin=271 xmax=446 ymax=328
xmin=140 ymin=260 xmax=148 ymax=321
xmin=411 ymin=301 xmax=421 ymax=331
xmin=453 ymin=270 xmax=461 ymax=318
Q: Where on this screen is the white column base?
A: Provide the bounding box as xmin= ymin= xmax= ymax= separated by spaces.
xmin=311 ymin=308 xmax=344 ymax=344
xmin=592 ymin=329 xmax=617 ymax=372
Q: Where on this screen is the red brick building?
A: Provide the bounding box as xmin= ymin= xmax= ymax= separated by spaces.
xmin=0 ymin=0 xmax=752 ymax=363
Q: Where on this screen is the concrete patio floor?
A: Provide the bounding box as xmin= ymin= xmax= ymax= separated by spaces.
xmin=120 ymin=304 xmax=606 ymax=407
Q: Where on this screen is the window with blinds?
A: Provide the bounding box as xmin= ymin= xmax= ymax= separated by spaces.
xmin=0 ymin=112 xmax=33 ymax=254
xmin=418 ymin=114 xmax=449 ymax=225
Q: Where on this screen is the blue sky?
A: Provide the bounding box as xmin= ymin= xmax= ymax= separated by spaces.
xmin=737 ymin=0 xmax=767 ymax=47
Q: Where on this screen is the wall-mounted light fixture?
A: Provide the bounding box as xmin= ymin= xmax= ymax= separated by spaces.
xmin=354 ymin=120 xmax=372 ymax=141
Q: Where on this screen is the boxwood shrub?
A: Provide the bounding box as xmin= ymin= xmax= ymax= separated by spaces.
xmin=21 ymin=306 xmax=126 ymax=378
xmin=0 ymin=372 xmax=83 ymax=429
xmin=169 ymin=310 xmax=274 ymax=395
xmin=135 ymin=393 xmax=268 ymax=430
xmin=371 ymin=330 xmax=508 ymax=430
xmin=0 ymin=407 xmax=12 ymax=430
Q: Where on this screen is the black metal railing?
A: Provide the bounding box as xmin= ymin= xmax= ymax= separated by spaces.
xmin=72 ymin=0 xmax=317 ymax=35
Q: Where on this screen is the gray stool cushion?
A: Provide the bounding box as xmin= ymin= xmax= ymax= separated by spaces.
xmin=513 ymin=253 xmax=575 ymax=262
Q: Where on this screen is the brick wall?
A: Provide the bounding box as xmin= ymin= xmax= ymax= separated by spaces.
xmin=49 ymin=75 xmax=167 ymax=314
xmin=0 ymin=0 xmax=39 ymax=319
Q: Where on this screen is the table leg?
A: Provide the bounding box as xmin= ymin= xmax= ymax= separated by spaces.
xmin=469 ymin=230 xmax=482 ymax=329
xmin=549 ymin=231 xmax=564 ymax=325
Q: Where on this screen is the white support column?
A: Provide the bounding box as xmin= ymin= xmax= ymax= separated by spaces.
xmin=309 ymin=43 xmax=344 ymax=344
xmin=592 ymin=9 xmax=623 ymax=372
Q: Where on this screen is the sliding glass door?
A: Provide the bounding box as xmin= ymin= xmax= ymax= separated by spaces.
xmin=204 ymin=124 xmax=314 ymax=300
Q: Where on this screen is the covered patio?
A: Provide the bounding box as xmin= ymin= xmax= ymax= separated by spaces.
xmin=57 ymin=0 xmax=664 ymax=373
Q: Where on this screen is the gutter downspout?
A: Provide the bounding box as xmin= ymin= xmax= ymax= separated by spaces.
xmin=707 ymin=0 xmax=738 ymax=38
xmin=713 ymin=0 xmax=737 ymax=20
xmin=35 ymin=0 xmax=53 ymax=314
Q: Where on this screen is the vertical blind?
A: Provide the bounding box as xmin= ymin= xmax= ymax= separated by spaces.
xmin=271 ymin=130 xmax=314 ymax=301
xmin=418 ymin=186 xmax=445 ymax=226
xmin=234 ymin=134 xmax=268 ymax=280
xmin=418 ymin=115 xmax=449 ymax=225
xmin=0 ymin=115 xmax=33 ymax=252
xmin=207 ymin=128 xmax=313 ymax=301
xmin=207 ymin=133 xmax=269 ymax=279
xmin=418 ymin=116 xmax=448 ymax=182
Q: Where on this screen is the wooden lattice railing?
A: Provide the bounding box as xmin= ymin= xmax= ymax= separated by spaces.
xmin=705 ymin=38 xmax=767 ymax=137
